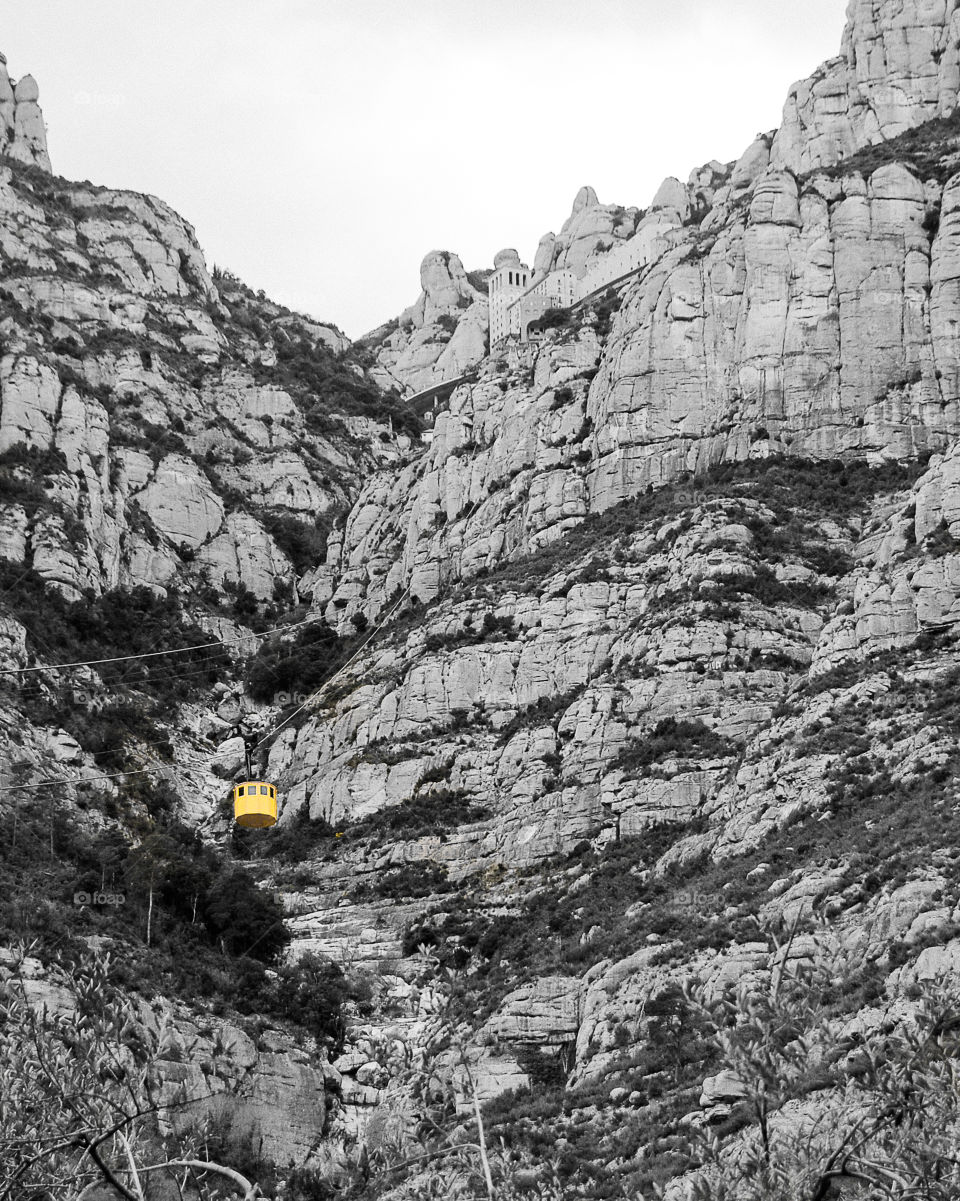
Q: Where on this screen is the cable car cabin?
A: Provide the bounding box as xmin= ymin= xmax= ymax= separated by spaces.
xmin=233 ymin=781 xmax=278 ymax=828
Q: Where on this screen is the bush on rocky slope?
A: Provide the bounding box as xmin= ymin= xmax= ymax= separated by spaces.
xmin=0 ymin=563 xmax=228 ymax=704
xmin=0 ymin=784 xmax=369 ymax=1057
xmin=346 ymin=787 xmax=492 ymax=842
xmin=216 ymin=271 xmax=422 ymax=440
xmin=615 ymin=717 xmax=735 ymax=777
xmin=0 ymin=444 xmax=84 ymax=538
xmin=469 ymin=456 xmax=927 ymax=599
xmin=261 ymin=511 xmax=330 ymax=575
xmin=816 ymin=106 xmax=960 ymax=186
xmin=676 ymin=947 xmax=960 ymax=1200
xmin=0 ymin=567 xmax=227 ymax=773
xmin=0 ymin=954 xmax=257 ymax=1199
xmin=246 ymin=618 xmax=353 ymax=703
xmin=386 ymin=632 xmax=960 ymax=1196
xmin=474 ymin=938 xmax=960 ymax=1200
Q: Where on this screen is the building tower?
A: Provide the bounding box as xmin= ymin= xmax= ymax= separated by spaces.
xmin=488 ymin=248 xmax=530 ymax=347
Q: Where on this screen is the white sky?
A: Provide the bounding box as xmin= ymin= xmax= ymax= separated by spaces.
xmin=0 ymin=1 xmax=848 ymax=339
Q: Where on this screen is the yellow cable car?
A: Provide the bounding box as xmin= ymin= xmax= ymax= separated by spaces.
xmin=233 ymin=780 xmax=278 ymax=828
xmin=225 ymin=732 xmax=279 ymax=829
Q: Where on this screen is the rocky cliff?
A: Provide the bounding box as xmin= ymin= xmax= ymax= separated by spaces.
xmin=773 ymin=0 xmax=960 ymax=173
xmin=0 ymin=50 xmax=420 ymax=1189
xmin=0 ymin=52 xmax=49 ymax=172
xmin=8 ymin=1 xmax=960 ymax=1196
xmin=363 ymin=249 xmax=488 ymax=396
xmin=314 ymin=149 xmax=958 ymax=633
xmin=261 ymin=0 xmax=960 ymax=1191
xmin=0 ymin=152 xmax=414 ymax=606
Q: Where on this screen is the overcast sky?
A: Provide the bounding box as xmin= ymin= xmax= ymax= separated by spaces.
xmin=0 ymin=1 xmax=848 ymax=338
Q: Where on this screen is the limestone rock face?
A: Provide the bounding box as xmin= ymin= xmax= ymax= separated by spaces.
xmin=589 ymin=159 xmax=951 ymax=512
xmin=197 ymin=512 xmax=296 ymax=601
xmin=730 ymin=132 xmax=774 ymax=190
xmin=813 ymin=436 xmax=960 ymax=667
xmin=547 ymin=186 xmax=642 ymax=279
xmin=0 ymin=58 xmax=50 ymax=171
xmin=1 ymin=954 xmax=335 ymax=1170
xmin=772 ymin=0 xmax=960 ymax=173
xmin=135 ymin=455 xmax=225 ymax=549
xmin=0 ymin=150 xmax=391 ymax=604
xmin=403 ymin=250 xmax=478 ymax=330
xmin=267 ymin=489 xmax=826 ymax=885
xmin=15 ymin=12 xmax=960 ymax=1191
xmin=494 ymin=247 xmax=522 ymax=269
xmin=432 ymin=299 xmax=488 ymax=377
xmin=0 ymin=614 xmax=27 ymax=671
xmin=700 ymin=1070 xmax=749 ymax=1108
xmin=533 ymin=233 xmax=556 ymax=277
xmin=651 ymin=176 xmax=691 ymax=221
xmin=365 ymin=249 xmax=488 ymax=395
xmin=481 ymin=977 xmax=582 ymax=1045
xmin=0 ymin=354 xmax=62 ymax=451
xmin=315 ymin=159 xmax=958 ymax=633
xmin=159 ymin=1031 xmax=332 ymax=1168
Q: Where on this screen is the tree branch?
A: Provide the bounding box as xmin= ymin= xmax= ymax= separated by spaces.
xmin=118 ymin=1132 xmax=146 ymax=1201
xmin=135 ymin=1159 xmax=256 ymax=1199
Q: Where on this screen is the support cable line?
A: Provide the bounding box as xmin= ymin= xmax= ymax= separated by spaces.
xmin=9 ymin=768 xmax=158 ymax=792
xmin=252 ymin=493 xmax=488 ymax=752
xmin=0 ymin=653 xmax=236 ymax=700
xmin=2 ymin=494 xmax=489 ymax=798
xmin=252 ymin=586 xmax=411 ymax=750
xmin=0 ymin=606 xmax=332 ymax=678
xmin=0 ymin=641 xmax=227 ymax=676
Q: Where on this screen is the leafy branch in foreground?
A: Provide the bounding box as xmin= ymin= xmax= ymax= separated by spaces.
xmin=0 ymin=947 xmax=256 ymax=1200
xmin=672 ymin=922 xmax=960 ymax=1201
xmin=358 ymin=967 xmax=568 ymax=1201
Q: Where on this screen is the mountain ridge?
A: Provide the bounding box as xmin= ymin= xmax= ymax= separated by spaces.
xmin=8 ymin=3 xmax=960 ymax=1196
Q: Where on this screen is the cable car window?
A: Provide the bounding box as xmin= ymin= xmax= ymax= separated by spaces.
xmin=237 ymin=786 xmax=244 ymax=796
xmin=260 ymin=785 xmax=269 ymax=795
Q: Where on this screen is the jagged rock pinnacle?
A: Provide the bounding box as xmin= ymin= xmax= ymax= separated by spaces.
xmin=0 ymin=53 xmax=51 ymax=171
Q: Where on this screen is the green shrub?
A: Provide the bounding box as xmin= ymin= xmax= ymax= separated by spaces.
xmin=593 ymin=289 xmax=623 ymax=338
xmin=528 ymin=307 xmax=572 ymax=335
xmin=615 ymin=717 xmax=734 ymax=776
xmin=496 ymin=689 xmax=581 ymax=743
xmin=0 ymin=444 xmax=77 ymax=525
xmin=347 ymin=789 xmax=491 ymax=842
xmin=263 ymin=952 xmax=365 ymax=1049
xmin=0 ymin=565 xmax=227 ymax=708
xmin=351 ymin=861 xmax=452 ymax=901
xmin=468 ymin=456 xmax=924 ymax=601
xmin=246 ymin=619 xmax=352 ymax=702
xmin=203 ymin=866 xmax=289 ymax=961
xmin=816 ymin=107 xmax=960 ymax=185
xmin=435 ymin=313 xmax=458 ymax=335
xmin=261 ymin=512 xmax=329 ymax=574
xmin=424 ymin=610 xmax=518 ymax=653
